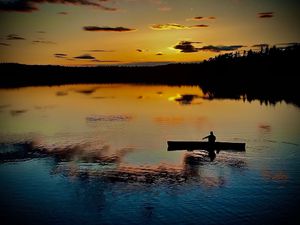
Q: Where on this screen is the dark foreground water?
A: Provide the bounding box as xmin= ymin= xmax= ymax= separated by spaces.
xmin=0 ymin=84 xmax=299 ymax=225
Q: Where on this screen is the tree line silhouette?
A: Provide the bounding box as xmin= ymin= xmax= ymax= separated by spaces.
xmin=0 ymin=44 xmax=299 ymax=107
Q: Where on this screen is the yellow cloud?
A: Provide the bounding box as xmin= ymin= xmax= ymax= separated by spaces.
xmin=150 ymin=23 xmax=190 ymax=30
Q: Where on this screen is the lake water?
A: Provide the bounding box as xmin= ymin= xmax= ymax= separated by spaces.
xmin=0 ymin=84 xmax=299 ymax=225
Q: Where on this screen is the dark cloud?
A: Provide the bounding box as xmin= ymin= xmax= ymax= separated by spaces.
xmin=192 ymin=16 xmax=203 ymax=20
xmin=7 ymin=34 xmax=25 ymax=40
xmin=174 ymin=41 xmax=202 ymax=53
xmin=90 ymin=59 xmax=101 ymax=62
xmin=174 ymin=42 xmax=244 ymax=53
xmin=0 ymin=0 xmax=117 ymax=13
xmin=198 ymin=45 xmax=244 ymax=52
xmin=72 ymin=55 xmax=119 ymax=63
xmin=0 ymin=42 xmax=10 ymax=46
xmin=188 ymin=16 xmax=216 ymax=21
xmin=102 ymin=60 xmax=121 ymax=63
xmin=57 ymin=11 xmax=68 ymax=15
xmin=150 ymin=23 xmax=190 ymax=30
xmin=37 ymin=31 xmax=46 ymax=34
xmin=259 ymin=15 xmax=273 ymax=18
xmin=257 ymin=12 xmax=274 ymax=18
xmin=151 ymin=23 xmax=208 ymax=30
xmin=10 ymin=109 xmax=27 ymax=116
xmin=156 ymin=53 xmax=163 ymax=55
xmin=74 ymin=54 xmax=95 ymax=59
xmin=32 ymin=40 xmax=56 ymax=44
xmin=54 ymin=53 xmax=68 ymax=58
xmin=190 ymin=24 xmax=209 ymax=28
xmin=83 ymin=26 xmax=136 ymax=32
xmin=136 ymin=49 xmax=148 ymax=53
xmin=91 ymin=59 xmax=121 ymax=63
xmin=86 ymin=49 xmax=114 ymax=52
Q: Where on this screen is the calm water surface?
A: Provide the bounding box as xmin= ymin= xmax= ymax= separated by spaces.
xmin=0 ymin=84 xmax=299 ymax=225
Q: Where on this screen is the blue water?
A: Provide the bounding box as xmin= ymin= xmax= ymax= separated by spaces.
xmin=0 ymin=85 xmax=299 ymax=225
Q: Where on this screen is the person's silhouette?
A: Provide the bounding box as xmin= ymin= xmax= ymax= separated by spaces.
xmin=202 ymin=131 xmax=216 ymax=143
xmin=202 ymin=131 xmax=217 ymax=161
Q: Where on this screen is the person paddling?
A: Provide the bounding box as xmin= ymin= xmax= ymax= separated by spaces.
xmin=202 ymin=131 xmax=216 ymax=143
xmin=202 ymin=131 xmax=217 ymax=161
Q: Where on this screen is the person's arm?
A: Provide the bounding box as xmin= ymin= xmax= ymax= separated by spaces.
xmin=202 ymin=135 xmax=209 ymax=140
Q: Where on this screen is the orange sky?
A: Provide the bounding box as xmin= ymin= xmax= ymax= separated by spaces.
xmin=0 ymin=0 xmax=299 ymax=65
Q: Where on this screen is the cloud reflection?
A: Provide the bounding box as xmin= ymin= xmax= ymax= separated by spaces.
xmin=154 ymin=116 xmax=184 ymax=125
xmin=169 ymin=94 xmax=202 ymax=105
xmin=0 ymin=141 xmax=137 ymax=164
xmin=261 ymin=170 xmax=288 ymax=181
xmin=73 ymin=86 xmax=100 ymax=95
xmin=259 ymin=124 xmax=271 ymax=132
xmin=86 ymin=115 xmax=133 ymax=122
xmin=52 ymin=152 xmax=230 ymax=188
xmin=0 ymin=141 xmax=247 ymax=189
xmin=56 ymin=91 xmax=68 ymax=96
xmin=10 ymin=109 xmax=27 ymax=116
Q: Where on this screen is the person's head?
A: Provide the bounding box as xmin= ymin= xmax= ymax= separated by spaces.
xmin=210 ymin=131 xmax=213 ymax=135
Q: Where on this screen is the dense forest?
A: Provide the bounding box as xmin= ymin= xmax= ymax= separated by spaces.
xmin=1 ymin=44 xmax=299 ymax=106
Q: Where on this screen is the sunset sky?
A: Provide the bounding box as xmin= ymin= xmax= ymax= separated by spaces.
xmin=0 ymin=0 xmax=299 ymax=65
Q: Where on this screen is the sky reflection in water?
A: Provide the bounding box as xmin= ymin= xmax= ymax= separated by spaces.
xmin=0 ymin=84 xmax=299 ymax=225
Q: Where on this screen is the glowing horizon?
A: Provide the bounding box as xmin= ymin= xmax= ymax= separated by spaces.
xmin=0 ymin=0 xmax=299 ymax=65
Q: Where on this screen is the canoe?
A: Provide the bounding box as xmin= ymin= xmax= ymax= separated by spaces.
xmin=167 ymin=141 xmax=246 ymax=151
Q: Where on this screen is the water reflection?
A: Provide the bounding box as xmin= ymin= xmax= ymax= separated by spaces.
xmin=86 ymin=115 xmax=133 ymax=122
xmin=56 ymin=91 xmax=68 ymax=96
xmin=52 ymin=154 xmax=229 ymax=188
xmin=261 ymin=169 xmax=289 ymax=181
xmin=73 ymin=86 xmax=100 ymax=95
xmin=92 ymin=96 xmax=115 ymax=99
xmin=259 ymin=124 xmax=272 ymax=132
xmin=0 ymin=141 xmax=247 ymax=190
xmin=154 ymin=116 xmax=184 ymax=126
xmin=174 ymin=94 xmax=201 ymax=105
xmin=0 ymin=84 xmax=299 ymax=225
